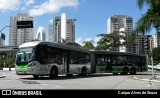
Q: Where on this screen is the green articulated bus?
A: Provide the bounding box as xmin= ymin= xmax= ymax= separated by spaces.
xmin=15 ymin=41 xmax=148 ymax=78
xmin=90 ymin=50 xmax=148 ymax=75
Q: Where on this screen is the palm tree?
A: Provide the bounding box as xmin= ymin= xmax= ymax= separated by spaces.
xmin=97 ymin=31 xmax=124 ymax=51
xmin=96 ymin=34 xmax=109 ymax=50
xmin=61 ymin=38 xmax=66 ymax=44
xmin=123 ymin=31 xmax=136 ymax=52
xmin=136 ymin=0 xmax=160 ymax=34
xmin=82 ymin=40 xmax=95 ymax=49
xmin=97 ymin=31 xmax=136 ymax=51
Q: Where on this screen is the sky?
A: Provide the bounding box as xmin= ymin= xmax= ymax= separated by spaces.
xmin=0 ymin=0 xmax=153 ymax=46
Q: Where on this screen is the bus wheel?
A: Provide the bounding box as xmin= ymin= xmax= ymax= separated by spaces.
xmin=130 ymin=67 xmax=136 ymax=75
xmin=33 ymin=75 xmax=39 ymax=79
xmin=50 ymin=67 xmax=58 ymax=78
xmin=81 ymin=67 xmax=86 ymax=76
xmin=123 ymin=67 xmax=129 ymax=75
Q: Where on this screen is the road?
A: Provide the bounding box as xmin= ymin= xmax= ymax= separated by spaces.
xmin=0 ymin=70 xmax=160 ymax=89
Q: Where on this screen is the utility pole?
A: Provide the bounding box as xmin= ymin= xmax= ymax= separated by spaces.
xmin=150 ymin=38 xmax=155 ymax=79
xmin=0 ymin=26 xmax=11 ymax=33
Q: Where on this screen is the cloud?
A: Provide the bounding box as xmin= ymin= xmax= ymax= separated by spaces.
xmin=49 ymin=19 xmax=53 ymax=24
xmin=0 ymin=0 xmax=20 ymax=11
xmin=84 ymin=37 xmax=101 ymax=46
xmin=25 ymin=0 xmax=34 ymax=6
xmin=85 ymin=37 xmax=100 ymax=43
xmin=85 ymin=38 xmax=92 ymax=41
xmin=29 ymin=0 xmax=79 ymax=16
xmin=75 ymin=36 xmax=101 ymax=47
xmin=75 ymin=37 xmax=82 ymax=45
xmin=94 ymin=37 xmax=101 ymax=42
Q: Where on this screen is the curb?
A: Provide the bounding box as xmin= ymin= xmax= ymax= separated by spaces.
xmin=0 ymin=72 xmax=6 ymax=78
xmin=133 ymin=76 xmax=160 ymax=83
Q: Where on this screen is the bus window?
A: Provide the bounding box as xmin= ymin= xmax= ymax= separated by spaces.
xmin=111 ymin=56 xmax=117 ymax=65
xmin=96 ymin=55 xmax=105 ymax=66
xmin=70 ymin=51 xmax=90 ymax=64
xmin=35 ymin=45 xmax=47 ymax=64
xmin=47 ymin=47 xmax=62 ymax=65
xmin=117 ymin=56 xmax=123 ymax=65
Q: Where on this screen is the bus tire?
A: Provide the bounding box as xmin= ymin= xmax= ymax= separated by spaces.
xmin=123 ymin=67 xmax=129 ymax=75
xmin=33 ymin=75 xmax=39 ymax=79
xmin=81 ymin=67 xmax=86 ymax=76
xmin=50 ymin=67 xmax=58 ymax=78
xmin=130 ymin=67 xmax=136 ymax=75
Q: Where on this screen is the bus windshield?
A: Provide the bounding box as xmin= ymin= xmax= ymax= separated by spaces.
xmin=16 ymin=47 xmax=35 ymax=65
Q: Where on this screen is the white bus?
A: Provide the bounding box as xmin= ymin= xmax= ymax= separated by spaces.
xmin=15 ymin=41 xmax=91 ymax=78
xmin=15 ymin=41 xmax=148 ymax=78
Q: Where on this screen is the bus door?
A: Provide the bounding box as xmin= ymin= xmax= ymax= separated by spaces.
xmin=63 ymin=52 xmax=70 ymax=73
xmin=106 ymin=56 xmax=112 ymax=73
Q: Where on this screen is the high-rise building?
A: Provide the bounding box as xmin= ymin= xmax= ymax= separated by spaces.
xmin=66 ymin=19 xmax=75 ymax=43
xmin=135 ymin=35 xmax=152 ymax=55
xmin=49 ymin=14 xmax=75 ymax=43
xmin=107 ymin=15 xmax=133 ymax=33
xmin=9 ymin=14 xmax=34 ymax=46
xmin=0 ymin=33 xmax=5 ymax=46
xmin=152 ymin=34 xmax=160 ymax=48
xmin=49 ymin=17 xmax=61 ymax=43
xmin=107 ymin=15 xmax=134 ymax=52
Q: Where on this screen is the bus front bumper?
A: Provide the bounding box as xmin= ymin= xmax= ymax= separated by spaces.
xmin=15 ymin=68 xmax=33 ymax=75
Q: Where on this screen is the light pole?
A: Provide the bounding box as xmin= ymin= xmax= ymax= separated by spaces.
xmin=0 ymin=26 xmax=11 ymax=33
xmin=150 ymin=37 xmax=155 ymax=79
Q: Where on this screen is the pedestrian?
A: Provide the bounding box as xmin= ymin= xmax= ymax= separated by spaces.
xmin=9 ymin=67 xmax=11 ymax=71
xmin=148 ymin=78 xmax=153 ymax=87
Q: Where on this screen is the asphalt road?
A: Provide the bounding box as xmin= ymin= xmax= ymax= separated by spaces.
xmin=0 ymin=70 xmax=160 ymax=90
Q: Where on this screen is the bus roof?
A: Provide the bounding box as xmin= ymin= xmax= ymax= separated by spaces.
xmin=19 ymin=41 xmax=40 ymax=48
xmin=19 ymin=41 xmax=90 ymax=53
xmin=91 ymin=50 xmax=146 ymax=57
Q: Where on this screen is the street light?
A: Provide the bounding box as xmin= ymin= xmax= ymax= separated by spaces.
xmin=0 ymin=26 xmax=11 ymax=33
xmin=150 ymin=37 xmax=155 ymax=79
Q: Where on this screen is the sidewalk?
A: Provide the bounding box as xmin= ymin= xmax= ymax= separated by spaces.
xmin=133 ymin=74 xmax=160 ymax=83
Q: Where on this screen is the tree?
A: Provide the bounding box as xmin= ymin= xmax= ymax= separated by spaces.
xmin=152 ymin=47 xmax=160 ymax=64
xmin=96 ymin=31 xmax=136 ymax=51
xmin=123 ymin=31 xmax=136 ymax=52
xmin=135 ymin=0 xmax=160 ymax=34
xmin=97 ymin=31 xmax=124 ymax=51
xmin=82 ymin=40 xmax=95 ymax=49
xmin=0 ymin=53 xmax=16 ymax=68
xmin=61 ymin=38 xmax=66 ymax=44
xmin=96 ymin=34 xmax=109 ymax=50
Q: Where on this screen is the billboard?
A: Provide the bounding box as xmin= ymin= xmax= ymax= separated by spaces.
xmin=17 ymin=21 xmax=33 ymax=29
